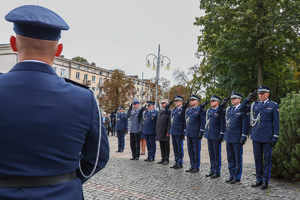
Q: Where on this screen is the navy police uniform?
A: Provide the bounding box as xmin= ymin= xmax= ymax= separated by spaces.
xmin=203 ymin=95 xmax=225 ymax=177
xmin=0 ymin=5 xmax=109 ymax=199
xmin=140 ymin=101 xmax=158 ymax=161
xmin=127 ymin=100 xmax=142 ymax=159
xmin=184 ymin=94 xmax=206 ymax=172
xmin=164 ymin=95 xmax=187 ymax=168
xmin=224 ymin=92 xmax=250 ymax=183
xmin=250 ymin=86 xmax=279 ymax=186
xmin=113 ymin=106 xmax=128 ymax=152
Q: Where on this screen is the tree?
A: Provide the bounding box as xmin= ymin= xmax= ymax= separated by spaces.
xmin=148 ymin=77 xmax=171 ymax=103
xmin=168 ymin=85 xmax=190 ymax=103
xmin=173 ymin=64 xmax=205 ymax=96
xmin=194 ymin=0 xmax=300 ymax=102
xmin=272 ymin=90 xmax=300 ymax=181
xmin=100 ymin=69 xmax=135 ymax=113
xmin=72 ymin=56 xmax=89 ymax=64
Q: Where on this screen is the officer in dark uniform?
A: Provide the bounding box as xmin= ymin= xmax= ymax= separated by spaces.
xmin=140 ymin=101 xmax=158 ymax=162
xmin=112 ymin=106 xmax=128 ymax=153
xmin=246 ymin=86 xmax=279 ymax=190
xmin=0 ymin=5 xmax=109 ymax=199
xmin=223 ymin=92 xmax=250 ymax=184
xmin=203 ymin=95 xmax=228 ymax=178
xmin=184 ymin=94 xmax=208 ymax=173
xmin=164 ymin=95 xmax=188 ymax=169
xmin=127 ymin=100 xmax=142 ymax=160
xmin=110 ymin=109 xmax=117 ymax=136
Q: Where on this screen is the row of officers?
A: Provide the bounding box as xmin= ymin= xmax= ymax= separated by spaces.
xmin=111 ymin=85 xmax=279 ymax=190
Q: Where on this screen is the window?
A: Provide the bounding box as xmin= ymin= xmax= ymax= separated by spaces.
xmin=99 ymin=71 xmax=102 ymax=75
xmin=92 ymin=76 xmax=96 ymax=82
xmin=84 ymin=74 xmax=88 ymax=80
xmin=60 ymin=69 xmax=65 ymax=77
xmin=77 ymin=65 xmax=80 ymax=69
xmin=76 ymin=72 xmax=80 ymax=79
xmin=92 ymin=87 xmax=95 ymax=92
xmin=84 ymin=66 xmax=88 ymax=71
xmin=99 ymin=88 xmax=102 ymax=94
xmin=99 ymin=77 xmax=103 ymax=83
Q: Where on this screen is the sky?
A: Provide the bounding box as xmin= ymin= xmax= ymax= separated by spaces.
xmin=0 ymin=0 xmax=205 ymax=86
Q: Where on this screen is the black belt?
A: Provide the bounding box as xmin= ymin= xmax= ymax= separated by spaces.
xmin=0 ymin=171 xmax=77 ymax=188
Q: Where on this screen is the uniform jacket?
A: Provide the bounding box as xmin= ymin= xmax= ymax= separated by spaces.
xmin=184 ymin=105 xmax=206 ymax=138
xmin=250 ymin=100 xmax=279 ymax=143
xmin=155 ymin=109 xmax=171 ymax=141
xmin=203 ymin=106 xmax=225 ymax=140
xmin=126 ymin=108 xmax=142 ymax=133
xmin=0 ymin=62 xmax=109 ymax=200
xmin=140 ymin=109 xmax=158 ymax=135
xmin=115 ymin=112 xmax=128 ymax=131
xmin=223 ymin=105 xmax=250 ymax=143
xmin=110 ymin=113 xmax=116 ymax=126
xmin=164 ymin=105 xmax=187 ymax=136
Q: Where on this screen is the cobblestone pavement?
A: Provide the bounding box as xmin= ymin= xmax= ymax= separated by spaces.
xmin=82 ymin=134 xmax=299 ymax=200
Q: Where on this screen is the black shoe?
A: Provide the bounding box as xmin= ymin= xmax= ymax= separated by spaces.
xmin=251 ymin=181 xmax=263 ymax=188
xmin=140 ymin=153 xmax=145 ymax=155
xmin=211 ymin=174 xmax=220 ymax=178
xmin=115 ymin=150 xmax=120 ymax=153
xmin=170 ymin=163 xmax=178 ymax=168
xmin=134 ymin=157 xmax=139 ymax=160
xmin=144 ymin=158 xmax=150 ymax=162
xmin=120 ymin=150 xmax=123 ymax=152
xmin=205 ymin=172 xmax=214 ymax=177
xmin=130 ymin=157 xmax=135 ymax=160
xmin=225 ymin=177 xmax=233 ymax=183
xmin=162 ymin=160 xmax=169 ymax=165
xmin=191 ymin=169 xmax=199 ymax=173
xmin=185 ymin=168 xmax=194 ymax=172
xmin=230 ymin=179 xmax=240 ymax=184
xmin=149 ymin=158 xmax=155 ymax=162
xmin=174 ymin=165 xmax=183 ymax=169
xmin=261 ymin=182 xmax=268 ymax=190
xmin=157 ymin=160 xmax=165 ymax=164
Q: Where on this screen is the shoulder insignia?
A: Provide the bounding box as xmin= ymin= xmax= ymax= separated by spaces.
xmin=64 ymin=78 xmax=89 ymax=89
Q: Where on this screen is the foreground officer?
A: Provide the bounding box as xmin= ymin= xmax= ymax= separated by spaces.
xmin=155 ymin=99 xmax=171 ymax=165
xmin=127 ymin=100 xmax=142 ymax=160
xmin=0 ymin=5 xmax=109 ymax=199
xmin=224 ymin=92 xmax=250 ymax=184
xmin=185 ymin=95 xmax=208 ymax=173
xmin=165 ymin=95 xmax=188 ymax=169
xmin=112 ymin=106 xmax=128 ymax=152
xmin=204 ymin=95 xmax=228 ymax=178
xmin=247 ymin=86 xmax=279 ymax=190
xmin=140 ymin=101 xmax=158 ymax=162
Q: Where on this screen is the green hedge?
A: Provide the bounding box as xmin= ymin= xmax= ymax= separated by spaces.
xmin=271 ymin=90 xmax=300 ymax=181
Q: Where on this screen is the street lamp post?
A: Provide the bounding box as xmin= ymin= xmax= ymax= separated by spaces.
xmin=145 ymin=44 xmax=171 ymax=109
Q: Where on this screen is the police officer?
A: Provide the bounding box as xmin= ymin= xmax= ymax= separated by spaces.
xmin=223 ymin=92 xmax=250 ymax=184
xmin=204 ymin=95 xmax=229 ymax=178
xmin=184 ymin=94 xmax=208 ymax=173
xmin=0 ymin=5 xmax=109 ymax=199
xmin=110 ymin=110 xmax=117 ymax=136
xmin=127 ymin=100 xmax=142 ymax=160
xmin=164 ymin=95 xmax=188 ymax=169
xmin=140 ymin=101 xmax=158 ymax=162
xmin=112 ymin=105 xmax=128 ymax=153
xmin=246 ymin=86 xmax=279 ymax=190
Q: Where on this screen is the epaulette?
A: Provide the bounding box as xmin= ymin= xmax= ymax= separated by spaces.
xmin=64 ymin=78 xmax=89 ymax=89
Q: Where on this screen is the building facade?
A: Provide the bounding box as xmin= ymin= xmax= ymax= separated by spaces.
xmin=0 ymin=44 xmax=151 ymax=107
